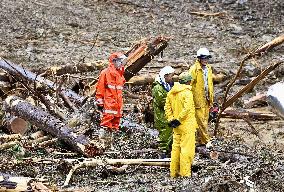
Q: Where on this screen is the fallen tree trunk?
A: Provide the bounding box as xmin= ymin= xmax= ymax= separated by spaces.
xmin=0 ymin=58 xmax=84 ymax=104
xmin=32 ymin=60 xmax=108 ymax=76
xmin=127 ymin=73 xmax=226 ymax=86
xmin=221 ymin=109 xmax=279 ymax=121
xmin=4 ymin=96 xmax=103 ymax=157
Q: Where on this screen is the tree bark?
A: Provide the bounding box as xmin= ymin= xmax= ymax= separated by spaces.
xmin=4 ymin=96 xmax=103 ymax=157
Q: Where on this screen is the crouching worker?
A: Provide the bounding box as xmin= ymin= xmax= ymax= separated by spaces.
xmin=95 ymin=52 xmax=127 ymax=146
xmin=152 ymin=66 xmax=175 ymax=157
xmin=165 ymin=73 xmax=198 ymax=177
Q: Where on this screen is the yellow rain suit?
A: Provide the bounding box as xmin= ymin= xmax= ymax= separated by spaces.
xmin=189 ymin=60 xmax=214 ymax=144
xmin=165 ymin=82 xmax=197 ymax=177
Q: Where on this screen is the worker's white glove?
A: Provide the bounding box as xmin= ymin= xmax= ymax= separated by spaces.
xmin=206 ymin=141 xmax=213 ymax=149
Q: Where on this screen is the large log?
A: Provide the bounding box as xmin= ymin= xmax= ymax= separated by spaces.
xmin=4 ymin=96 xmax=102 ymax=157
xmin=32 ymin=60 xmax=108 ymax=76
xmin=0 ymin=58 xmax=84 ymax=104
xmin=127 ymin=73 xmax=226 ymax=86
xmin=221 ymin=109 xmax=279 ymax=121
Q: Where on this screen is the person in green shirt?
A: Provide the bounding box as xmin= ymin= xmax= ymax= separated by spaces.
xmin=152 ymin=66 xmax=175 ymax=157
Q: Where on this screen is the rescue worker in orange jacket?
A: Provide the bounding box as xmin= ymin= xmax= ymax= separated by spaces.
xmin=95 ymin=52 xmax=127 ymax=131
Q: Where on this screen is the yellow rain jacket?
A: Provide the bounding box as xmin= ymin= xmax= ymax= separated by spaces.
xmin=189 ymin=60 xmax=214 ymax=144
xmin=165 ymin=82 xmax=197 ymax=177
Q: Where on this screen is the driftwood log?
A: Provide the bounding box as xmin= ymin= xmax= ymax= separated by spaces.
xmin=32 ymin=60 xmax=108 ymax=76
xmin=0 ymin=57 xmax=84 ymax=104
xmin=4 ymin=96 xmax=103 ymax=157
xmin=221 ymin=109 xmax=279 ymax=121
xmin=127 ymin=73 xmax=226 ymax=86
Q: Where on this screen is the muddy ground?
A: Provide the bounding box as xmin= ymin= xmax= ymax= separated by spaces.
xmin=0 ymin=0 xmax=284 ymax=191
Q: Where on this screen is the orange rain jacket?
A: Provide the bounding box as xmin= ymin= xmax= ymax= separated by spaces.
xmin=95 ymin=52 xmax=126 ymax=117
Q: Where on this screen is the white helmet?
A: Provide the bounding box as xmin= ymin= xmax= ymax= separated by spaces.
xmin=160 ymin=66 xmax=175 ymax=76
xmin=155 ymin=66 xmax=175 ymax=83
xmin=197 ymin=48 xmax=212 ymax=59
